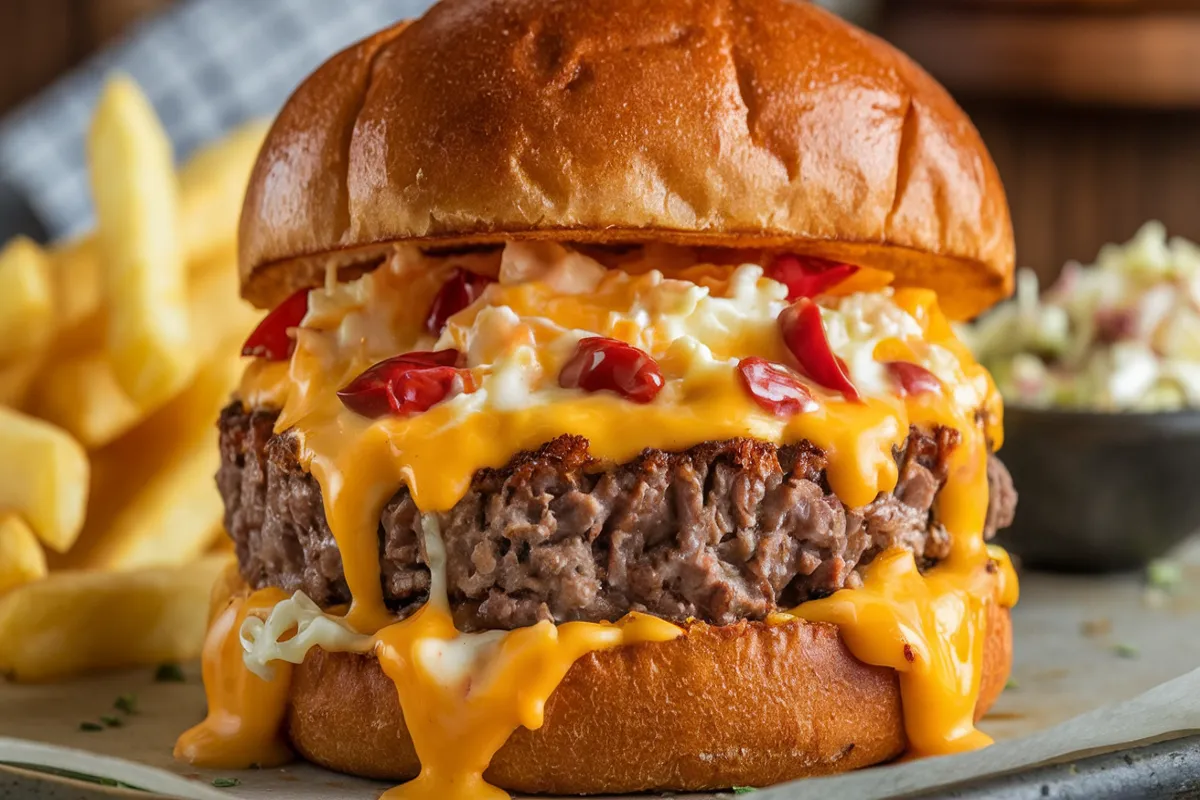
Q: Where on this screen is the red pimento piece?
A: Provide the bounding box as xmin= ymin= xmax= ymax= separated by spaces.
xmin=778 ymin=299 xmax=860 ymax=402
xmin=388 ymin=350 xmax=462 ymax=368
xmin=558 ymin=337 xmax=664 ymax=404
xmin=337 ymin=349 xmax=468 ymax=419
xmin=736 ymin=357 xmax=817 ymax=417
xmin=425 ymin=268 xmax=496 ymax=334
xmin=241 ymin=287 xmax=311 ymax=360
xmin=765 ymin=254 xmax=859 ymax=301
xmin=884 ymin=361 xmax=943 ymax=397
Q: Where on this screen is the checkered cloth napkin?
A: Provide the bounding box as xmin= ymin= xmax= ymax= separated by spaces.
xmin=0 ymin=0 xmax=434 ymax=240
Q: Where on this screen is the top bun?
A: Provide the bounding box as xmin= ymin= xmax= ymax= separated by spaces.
xmin=239 ymin=0 xmax=1014 ymax=319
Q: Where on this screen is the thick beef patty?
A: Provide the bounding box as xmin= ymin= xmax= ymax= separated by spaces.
xmin=219 ymin=403 xmax=1016 ymax=631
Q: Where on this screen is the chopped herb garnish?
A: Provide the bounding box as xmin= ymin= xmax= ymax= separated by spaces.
xmin=1114 ymin=643 xmax=1139 ymax=659
xmin=155 ymin=663 xmax=186 ymax=683
xmin=79 ymin=721 xmax=103 ymax=732
xmin=114 ymin=693 xmax=138 ymax=714
xmin=1146 ymin=560 xmax=1183 ymax=592
xmin=212 ymin=777 xmax=241 ymax=788
xmin=1004 ymin=678 xmax=1019 ymax=690
xmin=100 ymin=715 xmax=123 ymax=728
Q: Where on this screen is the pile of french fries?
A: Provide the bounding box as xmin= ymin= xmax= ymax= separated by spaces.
xmin=0 ymin=75 xmax=266 ymax=682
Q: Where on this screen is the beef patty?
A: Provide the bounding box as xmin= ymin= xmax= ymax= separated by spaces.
xmin=218 ymin=402 xmax=1017 ymax=631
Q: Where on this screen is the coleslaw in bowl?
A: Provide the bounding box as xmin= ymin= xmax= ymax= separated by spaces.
xmin=966 ymin=222 xmax=1200 ymax=411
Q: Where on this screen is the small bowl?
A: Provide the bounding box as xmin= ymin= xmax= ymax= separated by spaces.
xmin=996 ymin=406 xmax=1200 ymax=572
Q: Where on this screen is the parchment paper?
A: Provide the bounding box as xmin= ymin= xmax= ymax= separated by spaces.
xmin=3 ymin=538 xmax=1198 ymax=800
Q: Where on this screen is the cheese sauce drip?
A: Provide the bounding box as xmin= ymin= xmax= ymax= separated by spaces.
xmin=217 ymin=517 xmax=680 ymax=800
xmin=181 ymin=242 xmax=1017 ymax=797
xmin=174 ymin=587 xmax=293 ymax=769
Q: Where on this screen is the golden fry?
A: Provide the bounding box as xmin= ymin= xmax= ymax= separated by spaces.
xmin=207 ymin=533 xmax=235 ymax=557
xmin=0 ymin=356 xmax=43 ymax=409
xmin=0 ymin=555 xmax=231 ymax=682
xmin=179 ymin=248 xmax=262 ymax=358
xmin=74 ymin=442 xmax=225 ymax=571
xmin=0 ymin=515 xmax=47 ymax=594
xmin=88 ymin=75 xmax=193 ymax=407
xmin=31 ymin=353 xmax=141 ymax=449
xmin=0 ymin=237 xmax=53 ymax=362
xmin=207 ymin=558 xmax=243 ymax=621
xmin=0 ymin=82 xmax=270 ymax=684
xmin=45 ymin=237 xmax=105 ymax=356
xmin=32 ymin=251 xmax=258 ymax=448
xmin=46 ymin=116 xmax=263 ymax=358
xmin=178 ymin=120 xmax=269 ymax=264
xmin=0 ymin=407 xmax=88 ymax=553
xmin=53 ymin=349 xmax=242 ymax=571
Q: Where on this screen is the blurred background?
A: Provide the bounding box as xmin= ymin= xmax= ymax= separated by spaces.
xmin=0 ymin=0 xmax=1197 ymax=754
xmin=0 ymin=1 xmax=165 ymax=115
xmin=2 ymin=0 xmax=1197 ymax=284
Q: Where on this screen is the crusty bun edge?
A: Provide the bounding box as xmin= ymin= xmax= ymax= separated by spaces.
xmin=238 ymin=0 xmax=1014 ymax=320
xmin=286 ymin=605 xmax=1012 ymax=794
xmin=245 ymin=230 xmax=1010 ymax=323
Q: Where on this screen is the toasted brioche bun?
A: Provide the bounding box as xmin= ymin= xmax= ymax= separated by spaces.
xmin=284 ymin=605 xmax=1011 ymax=794
xmin=238 ymin=0 xmax=1014 ymax=320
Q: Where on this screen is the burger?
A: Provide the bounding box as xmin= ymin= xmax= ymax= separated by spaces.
xmin=174 ymin=0 xmax=1019 ymax=796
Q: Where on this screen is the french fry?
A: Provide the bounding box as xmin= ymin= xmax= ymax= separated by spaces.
xmin=32 ymin=250 xmax=259 ymax=449
xmin=53 ymin=349 xmax=243 ymax=572
xmin=158 ymin=247 xmax=258 ymax=360
xmin=44 ymin=121 xmax=265 ymax=357
xmin=0 ymin=515 xmax=47 ymax=594
xmin=208 ymin=533 xmax=235 ymax=553
xmin=0 ymin=237 xmax=53 ymax=362
xmin=0 ymin=407 xmax=88 ymax=553
xmin=0 ymin=555 xmax=230 ymax=682
xmin=75 ymin=443 xmax=225 ymax=571
xmin=45 ymin=238 xmax=104 ymax=357
xmin=31 ymin=353 xmax=141 ymax=449
xmin=0 ymin=82 xmax=270 ymax=684
xmin=0 ymin=355 xmax=43 ymax=409
xmin=207 ymin=558 xmax=243 ymax=621
xmin=178 ymin=120 xmax=269 ymax=263
xmin=88 ymin=75 xmax=194 ymax=407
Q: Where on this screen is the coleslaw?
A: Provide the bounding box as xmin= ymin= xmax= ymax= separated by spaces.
xmin=965 ymin=222 xmax=1200 ymax=411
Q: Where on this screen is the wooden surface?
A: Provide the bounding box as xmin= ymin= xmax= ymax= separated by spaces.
xmin=885 ymin=5 xmax=1200 ymax=107
xmin=0 ymin=0 xmax=172 ymax=117
xmin=965 ymin=102 xmax=1200 ymax=284
xmin=883 ymin=0 xmax=1200 ymax=283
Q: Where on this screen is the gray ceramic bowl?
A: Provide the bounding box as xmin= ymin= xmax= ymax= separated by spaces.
xmin=995 ymin=406 xmax=1200 ymax=572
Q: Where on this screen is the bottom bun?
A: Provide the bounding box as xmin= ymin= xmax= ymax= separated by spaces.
xmin=287 ymin=606 xmax=1011 ymax=794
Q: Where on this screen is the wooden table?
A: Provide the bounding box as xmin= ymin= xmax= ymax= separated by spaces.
xmin=0 ymin=0 xmax=172 ymax=117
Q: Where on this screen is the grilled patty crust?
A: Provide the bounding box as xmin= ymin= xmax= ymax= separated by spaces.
xmin=219 ymin=402 xmax=1016 ymax=631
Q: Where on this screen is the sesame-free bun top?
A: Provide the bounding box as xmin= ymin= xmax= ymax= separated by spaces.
xmin=239 ymin=0 xmax=1014 ymax=319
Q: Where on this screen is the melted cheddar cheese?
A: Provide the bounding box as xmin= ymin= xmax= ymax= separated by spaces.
xmin=783 ymin=547 xmax=1018 ymax=756
xmin=179 ymin=242 xmax=1017 ymax=798
xmin=183 ymin=517 xmax=680 ymax=799
xmin=174 ymin=588 xmax=292 ymax=769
